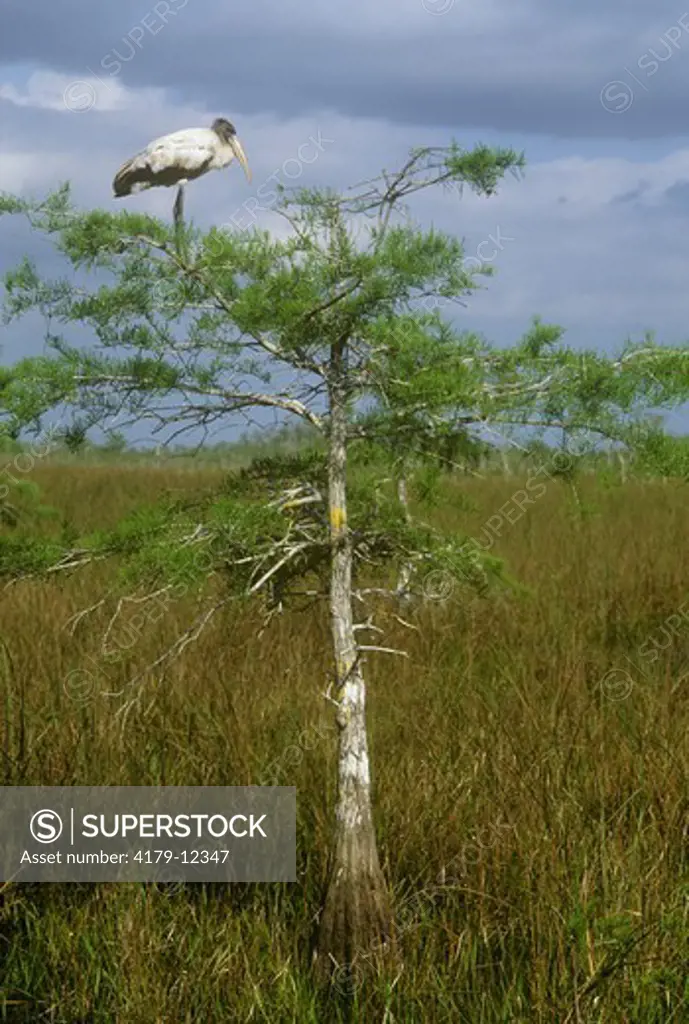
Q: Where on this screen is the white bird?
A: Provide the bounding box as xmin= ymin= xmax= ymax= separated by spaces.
xmin=112 ymin=117 xmax=251 ymax=231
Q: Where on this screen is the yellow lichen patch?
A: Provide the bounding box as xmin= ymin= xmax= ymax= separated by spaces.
xmin=330 ymin=506 xmax=347 ymax=531
xmin=335 ymin=655 xmax=354 ymax=681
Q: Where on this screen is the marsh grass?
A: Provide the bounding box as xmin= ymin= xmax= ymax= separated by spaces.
xmin=0 ymin=464 xmax=688 ymax=1021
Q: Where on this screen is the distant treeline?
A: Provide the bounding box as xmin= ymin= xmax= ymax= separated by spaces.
xmin=1 ymin=420 xmax=689 ymax=479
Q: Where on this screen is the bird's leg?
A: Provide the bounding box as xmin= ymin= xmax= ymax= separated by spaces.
xmin=173 ymin=184 xmax=185 ymax=228
xmin=173 ymin=184 xmax=185 ymax=251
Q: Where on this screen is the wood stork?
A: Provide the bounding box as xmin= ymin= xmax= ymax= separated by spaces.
xmin=112 ymin=117 xmax=251 ymax=233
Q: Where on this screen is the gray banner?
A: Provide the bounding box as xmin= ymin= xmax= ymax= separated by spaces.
xmin=0 ymin=787 xmax=295 ymax=882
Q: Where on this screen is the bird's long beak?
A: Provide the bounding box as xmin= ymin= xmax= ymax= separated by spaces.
xmin=230 ymin=137 xmax=251 ymax=183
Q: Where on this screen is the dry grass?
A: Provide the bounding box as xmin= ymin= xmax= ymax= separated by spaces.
xmin=1 ymin=464 xmax=688 ymax=1021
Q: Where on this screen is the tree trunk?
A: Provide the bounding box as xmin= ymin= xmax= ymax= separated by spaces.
xmin=618 ymin=450 xmax=628 ymax=484
xmin=395 ymin=475 xmax=414 ymax=602
xmin=315 ymin=348 xmax=393 ymax=982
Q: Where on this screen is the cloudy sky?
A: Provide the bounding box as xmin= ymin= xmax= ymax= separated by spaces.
xmin=1 ymin=0 xmax=689 ymax=439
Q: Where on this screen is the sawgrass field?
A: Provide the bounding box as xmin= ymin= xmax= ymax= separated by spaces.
xmin=1 ymin=454 xmax=688 ymax=1022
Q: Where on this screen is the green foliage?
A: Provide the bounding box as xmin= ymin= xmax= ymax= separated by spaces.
xmin=60 ymin=418 xmax=89 ymax=454
xmin=633 ymin=429 xmax=689 ymax=479
xmin=102 ymin=430 xmax=128 ymax=453
xmin=226 ymin=449 xmax=328 ymax=498
xmin=0 ymin=533 xmax=65 ymax=576
xmin=0 ymin=478 xmax=58 ymax=530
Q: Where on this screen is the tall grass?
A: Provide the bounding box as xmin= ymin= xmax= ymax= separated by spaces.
xmin=1 ymin=464 xmax=688 ymax=1021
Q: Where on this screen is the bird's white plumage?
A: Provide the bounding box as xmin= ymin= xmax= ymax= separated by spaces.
xmin=135 ymin=129 xmax=232 ymax=178
xmin=113 ymin=118 xmax=251 ymax=198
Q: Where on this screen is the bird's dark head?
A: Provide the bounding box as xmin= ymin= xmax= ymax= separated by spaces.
xmin=211 ymin=117 xmax=251 ymax=182
xmin=211 ymin=118 xmax=237 ymax=142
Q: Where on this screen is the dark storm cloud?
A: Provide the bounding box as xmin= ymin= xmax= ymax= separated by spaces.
xmin=611 ymin=181 xmax=651 ymax=205
xmin=3 ymin=0 xmax=689 ymax=138
xmin=662 ymin=180 xmax=689 ymax=207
